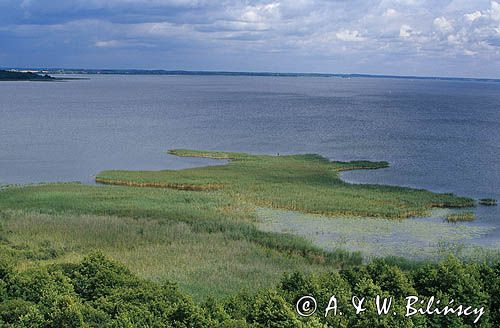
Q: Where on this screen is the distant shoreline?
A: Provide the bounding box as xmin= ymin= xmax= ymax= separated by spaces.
xmin=0 ymin=69 xmax=57 ymax=81
xmin=3 ymin=68 xmax=499 ymax=83
xmin=0 ymin=70 xmax=89 ymax=81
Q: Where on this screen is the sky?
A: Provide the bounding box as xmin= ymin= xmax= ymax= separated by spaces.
xmin=1 ymin=0 xmax=500 ymax=78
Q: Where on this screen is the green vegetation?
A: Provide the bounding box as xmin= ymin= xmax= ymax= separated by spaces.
xmin=258 ymin=207 xmax=498 ymax=261
xmin=479 ymin=198 xmax=497 ymax=206
xmin=97 ymin=149 xmax=474 ymax=219
xmin=0 ymin=150 xmax=479 ymax=299
xmin=0 ymin=183 xmax=360 ymax=299
xmin=0 ymin=253 xmax=497 ymax=327
xmin=1 ymin=149 xmax=495 ymax=326
xmin=0 ymin=70 xmax=55 ymax=81
xmin=445 ymin=212 xmax=476 ymax=223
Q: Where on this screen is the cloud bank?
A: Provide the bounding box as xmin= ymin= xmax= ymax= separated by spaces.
xmin=1 ymin=0 xmax=499 ymax=77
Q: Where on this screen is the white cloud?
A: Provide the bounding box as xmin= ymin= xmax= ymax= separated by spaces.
xmin=399 ymin=24 xmax=413 ymax=38
xmin=240 ymin=3 xmax=280 ymax=23
xmin=434 ymin=16 xmax=454 ymax=33
xmin=94 ymin=40 xmax=121 ymax=47
xmin=489 ymin=1 xmax=500 ymax=21
xmin=132 ymin=21 xmax=187 ymax=37
xmin=464 ymin=11 xmax=482 ymax=22
xmin=3 ymin=0 xmax=500 ymax=77
xmin=336 ymin=29 xmax=365 ymax=42
xmin=447 ymin=33 xmax=462 ymax=45
xmin=384 ymin=8 xmax=398 ymax=17
xmin=464 ymin=49 xmax=477 ymax=56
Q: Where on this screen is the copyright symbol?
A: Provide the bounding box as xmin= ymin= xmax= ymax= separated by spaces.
xmin=295 ymin=296 xmax=317 ymax=317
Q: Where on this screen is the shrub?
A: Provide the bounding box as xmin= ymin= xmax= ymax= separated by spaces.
xmin=0 ymin=252 xmax=497 ymax=327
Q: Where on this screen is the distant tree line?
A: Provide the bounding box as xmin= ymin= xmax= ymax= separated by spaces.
xmin=0 ymin=70 xmax=54 ymax=81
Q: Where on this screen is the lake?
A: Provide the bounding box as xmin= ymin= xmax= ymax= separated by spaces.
xmin=1 ymin=74 xmax=499 ymax=249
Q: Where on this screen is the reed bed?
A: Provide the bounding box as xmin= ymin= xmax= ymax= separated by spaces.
xmin=0 ymin=150 xmax=477 ymax=299
xmin=0 ymin=209 xmax=344 ymax=298
xmin=445 ymin=212 xmax=476 ymax=222
xmin=95 ymin=177 xmax=224 ymax=190
xmin=479 ymin=198 xmax=497 ymax=206
xmin=0 ymin=183 xmax=360 ymax=298
xmin=97 ymin=149 xmax=474 ymax=220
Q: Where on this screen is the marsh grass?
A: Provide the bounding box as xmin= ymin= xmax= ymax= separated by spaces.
xmin=0 ymin=183 xmax=361 ymax=298
xmin=0 ymin=150 xmax=479 ymax=299
xmin=445 ymin=212 xmax=475 ymax=222
xmin=479 ymin=198 xmax=497 ymax=206
xmin=0 ymin=209 xmax=342 ymax=298
xmin=97 ymin=149 xmax=474 ymax=219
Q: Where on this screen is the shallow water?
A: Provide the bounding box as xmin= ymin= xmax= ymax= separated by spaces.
xmin=0 ymin=75 xmax=499 ymax=246
xmin=257 ymin=207 xmax=499 ymax=261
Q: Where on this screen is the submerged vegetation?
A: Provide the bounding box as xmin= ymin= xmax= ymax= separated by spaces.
xmin=258 ymin=207 xmax=497 ymax=261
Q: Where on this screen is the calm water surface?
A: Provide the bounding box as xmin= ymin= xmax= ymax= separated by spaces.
xmin=1 ymin=75 xmax=499 ymax=246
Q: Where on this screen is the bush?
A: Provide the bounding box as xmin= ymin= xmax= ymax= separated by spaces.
xmin=0 ymin=253 xmax=497 ymax=327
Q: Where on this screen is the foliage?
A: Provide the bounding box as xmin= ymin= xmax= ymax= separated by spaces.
xmin=0 ymin=70 xmax=55 ymax=81
xmin=0 ymin=253 xmax=213 ymax=327
xmin=0 ymin=254 xmax=496 ymax=327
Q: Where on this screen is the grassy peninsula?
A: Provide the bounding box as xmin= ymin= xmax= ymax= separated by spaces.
xmin=97 ymin=149 xmax=473 ymax=219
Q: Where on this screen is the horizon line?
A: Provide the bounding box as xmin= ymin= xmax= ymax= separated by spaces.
xmin=3 ymin=67 xmax=500 ymax=83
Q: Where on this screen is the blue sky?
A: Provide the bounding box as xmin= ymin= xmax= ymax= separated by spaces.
xmin=1 ymin=0 xmax=499 ymax=78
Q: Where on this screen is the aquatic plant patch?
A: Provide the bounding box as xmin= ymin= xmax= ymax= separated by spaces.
xmin=257 ymin=207 xmax=498 ymax=261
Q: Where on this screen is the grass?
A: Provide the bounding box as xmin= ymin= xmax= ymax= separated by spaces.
xmin=479 ymin=198 xmax=497 ymax=206
xmin=0 ymin=150 xmax=478 ymax=299
xmin=445 ymin=212 xmax=476 ymax=222
xmin=0 ymin=183 xmax=359 ymax=299
xmin=0 ymin=209 xmax=339 ymax=298
xmin=97 ymin=149 xmax=474 ymax=219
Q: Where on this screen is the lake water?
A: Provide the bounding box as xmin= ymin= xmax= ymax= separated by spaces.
xmin=1 ymin=75 xmax=499 ymax=248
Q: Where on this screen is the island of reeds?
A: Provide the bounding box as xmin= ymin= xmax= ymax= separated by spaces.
xmin=479 ymin=198 xmax=497 ymax=206
xmin=0 ymin=150 xmax=497 ymax=327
